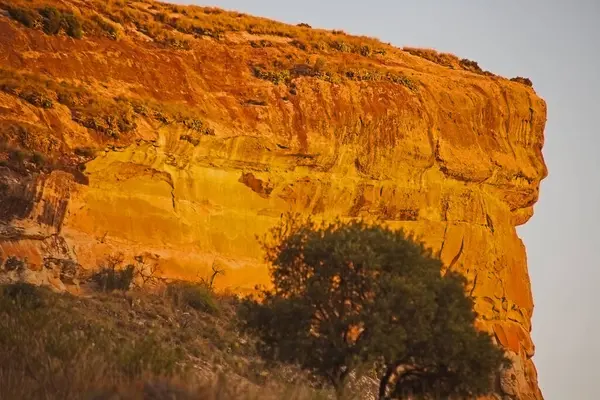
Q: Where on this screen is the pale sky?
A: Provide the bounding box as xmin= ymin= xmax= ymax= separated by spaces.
xmin=176 ymin=1 xmax=600 ymax=398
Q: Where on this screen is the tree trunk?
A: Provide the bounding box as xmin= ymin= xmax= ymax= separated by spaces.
xmin=378 ymin=365 xmax=395 ymax=400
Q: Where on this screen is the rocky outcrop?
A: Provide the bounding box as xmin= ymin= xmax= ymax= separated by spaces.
xmin=0 ymin=1 xmax=546 ymax=398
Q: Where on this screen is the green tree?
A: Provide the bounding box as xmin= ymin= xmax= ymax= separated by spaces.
xmin=239 ymin=217 xmax=508 ymax=399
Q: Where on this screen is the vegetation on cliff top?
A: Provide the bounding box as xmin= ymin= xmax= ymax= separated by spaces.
xmin=0 ymin=66 xmax=213 ymax=177
xmin=0 ymin=0 xmax=530 ymax=85
xmin=0 ymin=0 xmax=533 ymax=179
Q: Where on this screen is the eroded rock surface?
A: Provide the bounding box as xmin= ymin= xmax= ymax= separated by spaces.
xmin=0 ymin=1 xmax=546 ymax=398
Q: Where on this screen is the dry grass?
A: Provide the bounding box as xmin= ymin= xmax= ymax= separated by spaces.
xmin=402 ymin=47 xmax=461 ymax=68
xmin=0 ymin=282 xmax=335 ymax=400
xmin=89 ymin=374 xmax=331 ymax=400
xmin=0 ymin=64 xmax=215 ymax=185
xmin=0 ymin=67 xmax=212 ymax=143
xmin=251 ymin=58 xmax=417 ymax=90
xmin=0 ymin=0 xmax=506 ymax=82
xmin=0 ymin=124 xmax=92 ymax=183
xmin=403 ymin=47 xmax=493 ymax=76
xmin=1 ymin=0 xmax=391 ymax=56
xmin=0 ymin=68 xmax=54 ymax=108
xmin=2 ymin=2 xmax=84 ymax=38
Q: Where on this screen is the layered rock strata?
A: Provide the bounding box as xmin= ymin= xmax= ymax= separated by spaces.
xmin=0 ymin=2 xmax=546 ymax=398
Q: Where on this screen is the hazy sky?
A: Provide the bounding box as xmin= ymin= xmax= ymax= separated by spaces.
xmin=176 ymin=1 xmax=599 ymax=398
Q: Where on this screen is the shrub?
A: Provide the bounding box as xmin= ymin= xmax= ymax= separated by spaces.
xmin=74 ymin=146 xmax=95 ymax=157
xmin=30 ymin=152 xmax=46 ymax=167
xmin=3 ymin=256 xmax=25 ymax=271
xmin=19 ymin=89 xmax=53 ymax=108
xmin=240 ymin=216 xmax=509 ymax=399
xmin=7 ymin=6 xmax=38 ymax=28
xmin=92 ymin=15 xmax=121 ymax=40
xmin=63 ymin=13 xmax=83 ymax=38
xmin=289 ymin=39 xmax=308 ymax=51
xmin=39 ymin=7 xmax=63 ymax=35
xmin=511 ymin=76 xmax=533 ymax=87
xmin=459 ymin=58 xmax=484 ymax=74
xmin=180 ymin=134 xmax=200 ymax=146
xmin=250 ymin=39 xmax=272 ymax=48
xmin=92 ymin=254 xmax=135 ymax=292
xmin=403 ymin=47 xmax=459 ymax=68
xmin=245 ymin=99 xmax=267 ymax=106
xmin=251 ymin=65 xmax=290 ymax=85
xmin=0 ymin=283 xmax=45 ymax=309
xmin=8 ymin=149 xmax=25 ymax=164
xmin=70 ymin=100 xmax=137 ymax=137
xmin=117 ymin=335 xmax=183 ymax=377
xmin=167 ymin=282 xmax=220 ymax=314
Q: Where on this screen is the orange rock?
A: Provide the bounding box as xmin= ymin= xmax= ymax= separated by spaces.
xmin=493 ymin=323 xmax=523 ymax=354
xmin=0 ymin=2 xmax=547 ymax=399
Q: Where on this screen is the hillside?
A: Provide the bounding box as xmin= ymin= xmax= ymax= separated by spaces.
xmin=0 ymin=281 xmax=344 ymax=399
xmin=0 ymin=1 xmax=547 ymax=399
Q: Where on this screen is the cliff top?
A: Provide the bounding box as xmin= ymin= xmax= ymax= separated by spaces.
xmin=0 ymin=0 xmax=546 ymax=224
xmin=0 ymin=0 xmax=534 ymax=83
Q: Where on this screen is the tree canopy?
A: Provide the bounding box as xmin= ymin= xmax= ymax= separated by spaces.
xmin=239 ymin=217 xmax=509 ymax=399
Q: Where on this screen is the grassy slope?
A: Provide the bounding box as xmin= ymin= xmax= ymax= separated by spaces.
xmin=0 ymin=282 xmax=335 ymax=400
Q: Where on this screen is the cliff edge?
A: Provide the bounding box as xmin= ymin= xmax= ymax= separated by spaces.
xmin=0 ymin=1 xmax=546 ymax=398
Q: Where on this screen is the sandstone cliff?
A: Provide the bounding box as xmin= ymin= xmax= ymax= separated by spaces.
xmin=0 ymin=1 xmax=546 ymax=398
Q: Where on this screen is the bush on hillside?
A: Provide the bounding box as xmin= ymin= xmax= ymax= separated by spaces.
xmin=459 ymin=57 xmax=484 ymax=74
xmin=6 ymin=5 xmax=83 ymax=38
xmin=7 ymin=6 xmax=38 ymax=28
xmin=92 ymin=254 xmax=135 ymax=292
xmin=403 ymin=47 xmax=459 ymax=68
xmin=0 ymin=283 xmax=185 ymax=399
xmin=39 ymin=7 xmax=63 ymax=35
xmin=167 ymin=282 xmax=220 ymax=315
xmin=511 ymin=76 xmax=533 ymax=87
xmin=63 ymin=13 xmax=83 ymax=39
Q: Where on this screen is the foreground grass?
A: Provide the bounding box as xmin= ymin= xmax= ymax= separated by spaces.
xmin=0 ymin=283 xmax=332 ymax=400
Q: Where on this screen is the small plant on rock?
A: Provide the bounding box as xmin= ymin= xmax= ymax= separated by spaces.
xmin=30 ymin=152 xmax=46 ymax=167
xmin=93 ymin=253 xmax=135 ymax=292
xmin=39 ymin=6 xmax=63 ymax=35
xmin=7 ymin=7 xmax=39 ymax=28
xmin=63 ymin=13 xmax=83 ymax=39
xmin=3 ymin=256 xmax=26 ymax=272
xmin=74 ymin=146 xmax=96 ymax=158
xmin=510 ymin=76 xmax=533 ymax=87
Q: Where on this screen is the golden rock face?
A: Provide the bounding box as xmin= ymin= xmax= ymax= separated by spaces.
xmin=0 ymin=2 xmax=546 ymax=398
